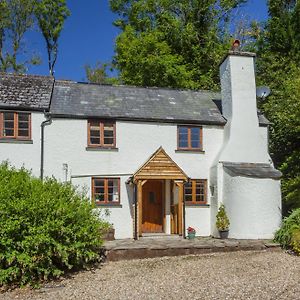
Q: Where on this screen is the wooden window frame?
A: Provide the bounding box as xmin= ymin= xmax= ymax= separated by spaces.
xmin=91 ymin=177 xmax=120 ymax=206
xmin=87 ymin=119 xmax=116 ymax=148
xmin=177 ymin=125 xmax=203 ymax=151
xmin=0 ymin=111 xmax=31 ymax=140
xmin=184 ymin=179 xmax=207 ymax=205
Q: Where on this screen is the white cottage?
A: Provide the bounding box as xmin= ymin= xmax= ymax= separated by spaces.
xmin=0 ymin=50 xmax=282 ymax=239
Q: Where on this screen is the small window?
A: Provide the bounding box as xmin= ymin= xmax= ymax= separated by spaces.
xmin=88 ymin=120 xmax=115 ymax=147
xmin=184 ymin=179 xmax=207 ymax=204
xmin=178 ymin=126 xmax=202 ymax=150
xmin=92 ymin=178 xmax=120 ymax=205
xmin=0 ymin=112 xmax=31 ymax=140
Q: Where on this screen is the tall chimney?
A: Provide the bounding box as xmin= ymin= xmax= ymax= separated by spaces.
xmin=219 ymin=49 xmax=270 ymax=163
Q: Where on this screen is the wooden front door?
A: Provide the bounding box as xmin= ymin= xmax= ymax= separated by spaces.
xmin=142 ymin=180 xmax=163 ymax=233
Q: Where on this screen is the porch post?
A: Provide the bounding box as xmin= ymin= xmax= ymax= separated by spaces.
xmin=137 ymin=179 xmax=147 ymax=237
xmin=178 ymin=182 xmax=184 ymax=236
xmin=137 ymin=180 xmax=143 ymax=237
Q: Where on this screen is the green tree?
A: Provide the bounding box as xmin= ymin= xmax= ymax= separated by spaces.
xmin=110 ymin=0 xmax=247 ymax=90
xmin=0 ymin=0 xmax=39 ymax=73
xmin=35 ymin=0 xmax=70 ymax=76
xmin=85 ymin=62 xmax=119 ymax=85
xmin=255 ymin=0 xmax=300 ymax=214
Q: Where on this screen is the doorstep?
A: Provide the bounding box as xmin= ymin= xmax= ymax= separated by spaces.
xmin=103 ymin=237 xmax=281 ymax=261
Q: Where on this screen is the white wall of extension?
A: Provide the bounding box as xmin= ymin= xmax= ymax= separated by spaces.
xmin=223 ymin=171 xmax=282 ymax=239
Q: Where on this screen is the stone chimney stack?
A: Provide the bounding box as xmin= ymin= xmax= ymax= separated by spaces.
xmin=219 ymin=47 xmax=270 ymax=163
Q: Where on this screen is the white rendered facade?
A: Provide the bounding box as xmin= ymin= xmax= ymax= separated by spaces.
xmin=0 ymin=51 xmax=282 ymax=240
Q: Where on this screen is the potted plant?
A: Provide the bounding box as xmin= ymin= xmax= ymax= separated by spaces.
xmin=216 ymin=204 xmax=230 ymax=239
xmin=187 ymin=226 xmax=196 ymax=239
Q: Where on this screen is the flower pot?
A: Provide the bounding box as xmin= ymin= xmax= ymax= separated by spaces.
xmin=219 ymin=230 xmax=229 ymax=239
xmin=187 ymin=232 xmax=196 ymax=239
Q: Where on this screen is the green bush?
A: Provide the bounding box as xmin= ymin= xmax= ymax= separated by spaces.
xmin=274 ymin=208 xmax=300 ymax=255
xmin=0 ymin=162 xmax=109 ymax=286
xmin=216 ymin=204 xmax=230 ymax=230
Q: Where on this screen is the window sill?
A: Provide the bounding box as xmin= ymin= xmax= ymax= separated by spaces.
xmin=95 ymin=203 xmax=122 ymax=208
xmin=175 ymin=149 xmax=205 ymax=154
xmin=185 ymin=203 xmax=210 ymax=207
xmin=86 ymin=147 xmax=119 ymax=152
xmin=0 ymin=139 xmax=33 ymax=144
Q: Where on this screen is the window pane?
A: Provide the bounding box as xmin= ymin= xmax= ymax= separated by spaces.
xmin=104 ymin=124 xmax=114 ymax=146
xmin=191 ymin=127 xmax=200 ymax=148
xmin=18 ymin=129 xmax=29 ymax=137
xmin=104 ymin=137 xmax=114 ymax=145
xmin=191 ymin=140 xmax=200 ymax=148
xmin=3 ymin=112 xmax=15 ymax=137
xmin=90 ymin=137 xmax=100 ymax=144
xmin=18 ymin=113 xmax=29 ymax=122
xmin=107 ymin=179 xmax=119 ymax=202
xmin=179 ymin=127 xmax=188 ymax=135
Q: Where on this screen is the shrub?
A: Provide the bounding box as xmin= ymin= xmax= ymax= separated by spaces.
xmin=0 ymin=162 xmax=110 ymax=286
xmin=274 ymin=208 xmax=300 ymax=255
xmin=216 ymin=204 xmax=230 ymax=230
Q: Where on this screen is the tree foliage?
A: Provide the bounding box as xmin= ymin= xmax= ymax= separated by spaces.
xmin=110 ymin=0 xmax=247 ymax=90
xmin=255 ymin=0 xmax=300 ymax=214
xmin=85 ymin=62 xmax=119 ymax=85
xmin=0 ymin=0 xmax=39 ymax=73
xmin=35 ymin=0 xmax=70 ymax=76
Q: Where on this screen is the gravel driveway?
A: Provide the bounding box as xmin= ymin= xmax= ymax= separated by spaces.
xmin=2 ymin=250 xmax=299 ymax=300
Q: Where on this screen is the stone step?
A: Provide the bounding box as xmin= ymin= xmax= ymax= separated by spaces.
xmin=140 ymin=233 xmax=181 ymax=240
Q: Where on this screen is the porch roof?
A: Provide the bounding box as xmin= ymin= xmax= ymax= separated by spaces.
xmin=133 ymin=147 xmax=188 ymax=181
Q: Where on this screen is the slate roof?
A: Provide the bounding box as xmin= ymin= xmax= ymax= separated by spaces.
xmin=51 ymin=80 xmax=226 ymax=125
xmin=0 ymin=73 xmax=53 ymax=111
xmin=223 ymin=162 xmax=282 ymax=180
xmin=0 ymin=73 xmax=270 ymax=126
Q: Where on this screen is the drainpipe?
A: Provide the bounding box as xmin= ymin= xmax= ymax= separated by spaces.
xmin=40 ymin=113 xmax=52 ymax=180
xmin=134 ymin=183 xmax=138 ymax=240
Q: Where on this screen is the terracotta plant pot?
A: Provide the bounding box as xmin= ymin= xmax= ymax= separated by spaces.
xmin=219 ymin=230 xmax=229 ymax=239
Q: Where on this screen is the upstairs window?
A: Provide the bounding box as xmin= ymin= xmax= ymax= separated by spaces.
xmin=178 ymin=126 xmax=202 ymax=150
xmin=88 ymin=120 xmax=115 ymax=147
xmin=0 ymin=112 xmax=31 ymax=140
xmin=92 ymin=178 xmax=120 ymax=205
xmin=184 ymin=179 xmax=207 ymax=204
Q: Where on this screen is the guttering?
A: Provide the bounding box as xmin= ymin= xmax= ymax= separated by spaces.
xmin=40 ymin=76 xmax=55 ymax=180
xmin=40 ymin=113 xmax=52 ymax=180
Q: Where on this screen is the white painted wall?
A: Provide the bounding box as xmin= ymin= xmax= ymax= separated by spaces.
xmin=223 ymin=171 xmax=282 ymax=239
xmin=43 ymin=118 xmax=224 ymax=238
xmin=186 ymin=207 xmax=211 ymax=236
xmin=219 ymin=55 xmax=271 ymax=164
xmin=0 ymin=112 xmax=45 ymax=177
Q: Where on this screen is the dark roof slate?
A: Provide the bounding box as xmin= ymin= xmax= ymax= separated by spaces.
xmin=51 ymin=80 xmax=226 ymax=125
xmin=223 ymin=162 xmax=282 ymax=180
xmin=0 ymin=73 xmax=270 ymax=126
xmin=0 ymin=73 xmax=53 ymax=111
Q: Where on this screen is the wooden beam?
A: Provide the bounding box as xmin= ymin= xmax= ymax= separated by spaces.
xmin=137 ymin=180 xmax=147 ymax=237
xmin=177 ymin=181 xmax=184 ymax=236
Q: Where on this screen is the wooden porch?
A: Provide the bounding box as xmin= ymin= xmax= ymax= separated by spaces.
xmin=131 ymin=147 xmax=189 ymax=239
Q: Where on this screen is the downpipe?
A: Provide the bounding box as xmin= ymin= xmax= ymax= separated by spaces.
xmin=40 ymin=113 xmax=52 ymax=180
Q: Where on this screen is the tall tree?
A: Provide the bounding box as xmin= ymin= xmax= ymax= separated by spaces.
xmin=85 ymin=62 xmax=119 ymax=85
xmin=255 ymin=0 xmax=300 ymax=213
xmin=0 ymin=0 xmax=38 ymax=73
xmin=110 ymin=0 xmax=247 ymax=90
xmin=35 ymin=0 xmax=70 ymax=76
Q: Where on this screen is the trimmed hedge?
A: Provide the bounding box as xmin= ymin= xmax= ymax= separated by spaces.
xmin=275 ymin=208 xmax=300 ymax=255
xmin=0 ymin=162 xmax=109 ymax=286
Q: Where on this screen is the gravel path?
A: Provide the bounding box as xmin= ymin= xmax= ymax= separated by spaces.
xmin=2 ymin=250 xmax=299 ymax=300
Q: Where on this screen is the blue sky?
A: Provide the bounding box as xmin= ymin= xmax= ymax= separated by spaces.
xmin=25 ymin=0 xmax=268 ymax=81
